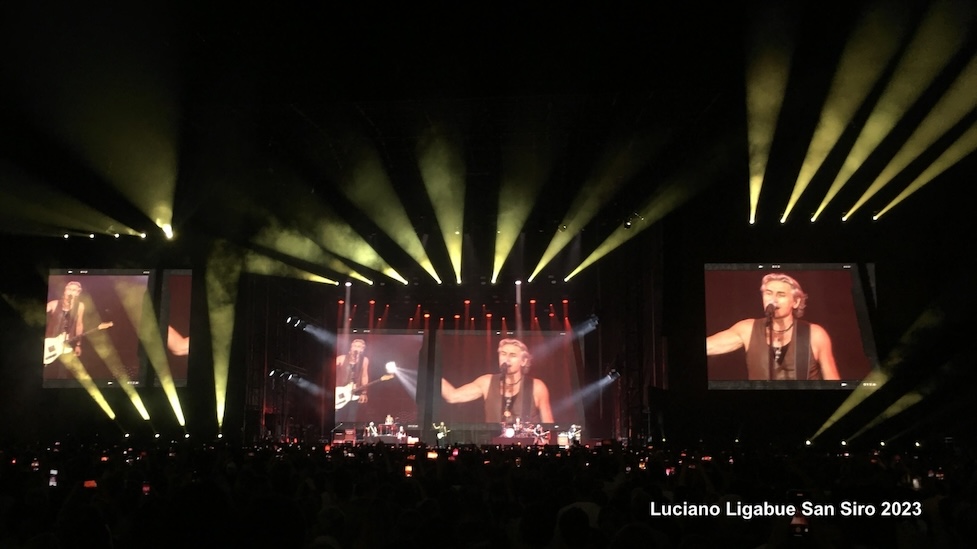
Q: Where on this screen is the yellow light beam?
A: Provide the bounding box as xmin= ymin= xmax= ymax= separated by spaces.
xmin=206 ymin=240 xmax=244 ymax=430
xmin=284 ymin=112 xmax=418 ymax=283
xmin=493 ymin=127 xmax=551 ymax=284
xmin=846 ymin=53 xmax=977 ymax=219
xmin=813 ymin=0 xmax=973 ymax=221
xmin=564 ymin=144 xmax=729 ymax=281
xmin=309 ymin=215 xmax=409 ymax=285
xmin=244 ymin=250 xmax=342 ymax=285
xmin=15 ymin=15 xmax=180 ymax=232
xmin=251 ymin=224 xmax=365 ymax=283
xmin=59 ymin=354 xmax=117 ymax=419
xmin=338 ymin=142 xmax=440 ymax=283
xmin=418 ymin=129 xmax=465 ymax=284
xmin=114 ymin=278 xmax=187 ymax=426
xmin=745 ymin=6 xmax=794 ymax=224
xmin=874 ymin=121 xmax=977 ymax=219
xmin=84 ymin=292 xmax=151 ymax=420
xmin=784 ymin=3 xmax=907 ymax=222
xmin=810 ymin=306 xmax=944 ymax=440
xmin=530 ymin=133 xmax=661 ymax=282
xmin=0 ymin=162 xmax=137 ymax=235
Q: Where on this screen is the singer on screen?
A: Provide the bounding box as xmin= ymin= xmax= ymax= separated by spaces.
xmin=440 ymin=338 xmax=554 ymax=423
xmin=334 ymin=338 xmax=370 ymax=422
xmin=706 ymin=273 xmax=839 ymax=381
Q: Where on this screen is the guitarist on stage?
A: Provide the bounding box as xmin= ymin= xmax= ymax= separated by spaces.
xmin=433 ymin=421 xmax=450 ymax=447
xmin=45 ymin=281 xmax=86 ymax=362
xmin=335 ymin=339 xmax=370 ymax=421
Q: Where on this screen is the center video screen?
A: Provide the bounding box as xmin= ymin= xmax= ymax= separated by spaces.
xmin=43 ymin=270 xmax=152 ymax=388
xmin=436 ymin=331 xmax=586 ymax=429
xmin=333 ymin=331 xmax=425 ymax=429
xmin=704 ymin=263 xmax=878 ymax=389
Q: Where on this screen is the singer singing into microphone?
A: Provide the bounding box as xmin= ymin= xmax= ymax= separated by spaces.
xmin=705 ymin=273 xmax=839 ymax=380
xmin=440 ymin=338 xmax=554 ymax=423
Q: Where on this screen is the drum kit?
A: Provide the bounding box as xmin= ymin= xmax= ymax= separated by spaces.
xmin=500 ymin=422 xmax=535 ymax=439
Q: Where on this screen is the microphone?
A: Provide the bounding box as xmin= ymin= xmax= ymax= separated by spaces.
xmin=764 ymin=303 xmax=776 ymax=317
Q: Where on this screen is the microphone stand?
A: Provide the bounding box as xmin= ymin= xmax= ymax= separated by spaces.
xmin=765 ymin=306 xmax=775 ymax=380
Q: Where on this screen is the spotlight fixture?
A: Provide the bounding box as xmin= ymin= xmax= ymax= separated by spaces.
xmin=284 ymin=316 xmax=306 ymax=329
xmin=607 ymin=369 xmax=621 ymax=381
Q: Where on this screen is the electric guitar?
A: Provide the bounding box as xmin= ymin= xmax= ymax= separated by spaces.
xmin=43 ymin=322 xmax=114 ymax=365
xmin=436 ymin=429 xmax=451 ymax=439
xmin=335 ymin=374 xmax=394 ymax=409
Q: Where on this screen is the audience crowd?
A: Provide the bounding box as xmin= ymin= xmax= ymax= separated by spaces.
xmin=0 ymin=435 xmax=973 ymax=548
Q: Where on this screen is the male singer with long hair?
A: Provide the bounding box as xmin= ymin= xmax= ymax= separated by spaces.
xmin=335 ymin=338 xmax=370 ymax=421
xmin=706 ymin=273 xmax=840 ymax=380
xmin=45 ymin=280 xmax=86 ymax=360
xmin=441 ymin=338 xmax=554 ymax=423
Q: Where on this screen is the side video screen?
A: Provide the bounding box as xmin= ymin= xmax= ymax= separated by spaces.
xmin=43 ymin=270 xmax=151 ymax=388
xmin=705 ymin=264 xmax=878 ymax=389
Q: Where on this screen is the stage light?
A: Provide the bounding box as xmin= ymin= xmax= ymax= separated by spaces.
xmin=63 ymin=233 xmax=69 ymax=239
xmin=161 ymin=224 xmax=174 ymax=239
xmin=89 ymin=233 xmax=95 ymax=239
xmin=207 ymin=240 xmax=243 ymax=431
xmin=812 ymin=0 xmax=970 ymax=222
xmin=269 ymin=369 xmax=277 ymax=377
xmin=607 ymin=369 xmax=621 ymax=381
xmin=385 ymin=361 xmax=397 ymax=374
xmin=624 ymin=218 xmax=632 ymax=229
xmin=140 ymin=233 xmax=147 ymax=239
xmin=805 ymin=440 xmax=812 ymax=446
xmin=781 ymin=5 xmax=907 ymax=222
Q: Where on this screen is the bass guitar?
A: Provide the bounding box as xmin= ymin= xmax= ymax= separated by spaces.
xmin=43 ymin=322 xmax=114 ymax=365
xmin=335 ymin=374 xmax=394 ymax=409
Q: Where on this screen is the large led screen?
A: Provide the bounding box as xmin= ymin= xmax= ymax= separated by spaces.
xmin=333 ymin=331 xmax=425 ymax=428
xmin=159 ymin=270 xmax=192 ymax=387
xmin=43 ymin=270 xmax=151 ymax=388
xmin=705 ymin=263 xmax=877 ymax=389
xmin=436 ymin=331 xmax=585 ymax=429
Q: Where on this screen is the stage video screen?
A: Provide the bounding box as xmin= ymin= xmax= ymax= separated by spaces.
xmin=705 ymin=263 xmax=878 ymax=389
xmin=159 ymin=270 xmax=192 ymax=387
xmin=333 ymin=331 xmax=425 ymax=429
xmin=43 ymin=270 xmax=152 ymax=388
xmin=437 ymin=331 xmax=586 ymax=429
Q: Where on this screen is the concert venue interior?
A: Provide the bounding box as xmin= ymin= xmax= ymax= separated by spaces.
xmin=1 ymin=2 xmax=975 ymax=547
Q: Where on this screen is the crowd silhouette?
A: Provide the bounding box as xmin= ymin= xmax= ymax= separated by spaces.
xmin=0 ymin=435 xmax=973 ymax=548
